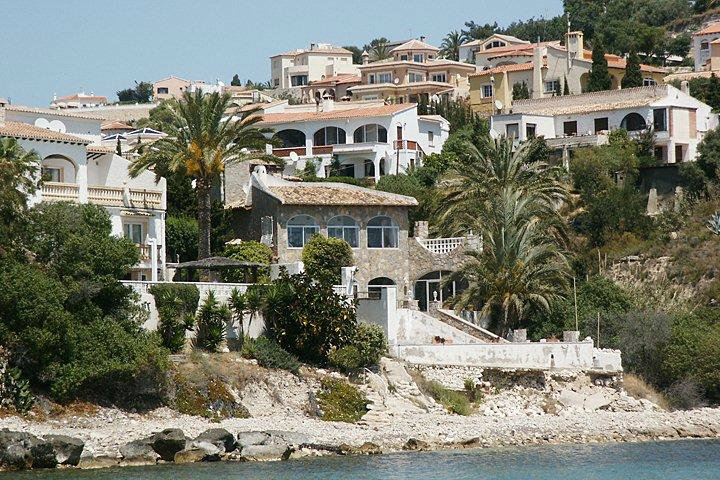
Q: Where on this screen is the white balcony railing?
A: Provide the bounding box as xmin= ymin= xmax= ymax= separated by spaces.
xmin=42 ymin=182 xmax=79 ymax=201
xmin=417 ymin=237 xmax=465 ymax=255
xmin=88 ymin=186 xmax=163 ymax=209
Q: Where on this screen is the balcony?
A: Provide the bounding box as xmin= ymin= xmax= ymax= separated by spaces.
xmin=273 ymin=147 xmax=307 ymax=158
xmin=42 ymin=182 xmax=79 ymax=202
xmin=417 ymin=237 xmax=466 ymax=255
xmin=312 ymin=145 xmax=334 ymax=155
xmin=395 ymin=140 xmax=420 ymax=150
xmin=88 ymin=186 xmax=163 ymax=209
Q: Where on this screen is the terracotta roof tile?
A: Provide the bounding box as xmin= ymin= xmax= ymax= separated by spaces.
xmin=101 ymin=121 xmax=133 ymax=130
xmin=309 ymin=75 xmax=361 ymax=87
xmin=470 ymin=62 xmax=538 ymax=77
xmin=391 ymin=39 xmax=440 ymax=52
xmin=695 ymin=22 xmax=720 ymax=35
xmin=268 ymin=183 xmax=418 ymax=206
xmin=6 ymin=105 xmax=104 ymax=120
xmin=87 ymin=145 xmax=116 ymax=154
xmin=0 ymin=121 xmax=91 ymax=144
xmin=258 ymin=104 xmax=415 ymax=124
xmin=55 ymin=94 xmax=107 ymax=103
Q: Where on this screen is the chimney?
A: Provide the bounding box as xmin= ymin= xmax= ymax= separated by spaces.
xmin=532 ymin=46 xmax=544 ymax=99
xmin=681 ymin=80 xmax=690 ymax=94
xmin=361 ymin=50 xmax=370 ymax=65
xmin=420 ymin=36 xmax=427 ymax=43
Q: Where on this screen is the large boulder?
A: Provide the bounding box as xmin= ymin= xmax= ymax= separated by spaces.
xmin=240 ymin=444 xmax=290 ymax=461
xmin=264 ymin=431 xmax=310 ymax=447
xmin=42 ymin=435 xmax=84 ymax=466
xmin=0 ymin=431 xmax=37 ymax=470
xmin=236 ymin=431 xmax=270 ymax=449
xmin=119 ymin=440 xmax=160 ymax=466
xmin=195 ymin=428 xmax=236 ymax=453
xmin=149 ymin=428 xmax=187 ymax=461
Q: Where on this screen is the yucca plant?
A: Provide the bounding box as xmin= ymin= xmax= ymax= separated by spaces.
xmin=194 ymin=292 xmax=230 ymax=352
xmin=707 ymin=211 xmax=720 ymax=235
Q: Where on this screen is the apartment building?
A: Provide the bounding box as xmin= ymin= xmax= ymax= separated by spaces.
xmin=489 ymin=84 xmax=717 ymax=164
xmin=152 ymin=76 xmax=191 ymax=101
xmin=0 ymin=106 xmax=167 ymax=281
xmin=470 ymin=32 xmax=667 ymax=114
xmin=348 ymin=38 xmax=477 ymax=103
xmin=270 ymin=43 xmax=360 ymax=90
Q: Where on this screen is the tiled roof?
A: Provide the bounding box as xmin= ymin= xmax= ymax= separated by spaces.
xmin=154 ymin=75 xmax=190 ymax=84
xmin=419 ymin=114 xmax=448 ymax=123
xmin=695 ymin=22 xmax=720 ymax=35
xmin=391 ymin=39 xmax=440 ymax=52
xmin=268 ymin=182 xmax=418 ymax=206
xmin=360 ymin=58 xmax=476 ymax=70
xmin=55 ymin=94 xmax=107 ymax=102
xmin=272 ymin=46 xmax=353 ymax=57
xmin=461 ymin=34 xmax=530 ymax=48
xmin=510 ymin=85 xmax=669 ymax=116
xmin=101 ymin=121 xmax=133 ymax=130
xmin=0 ymin=121 xmax=91 ymax=144
xmin=475 ymin=41 xmax=560 ymax=57
xmin=470 ymin=62 xmax=537 ymax=77
xmin=258 ymin=104 xmax=416 ymax=124
xmin=87 ymin=144 xmax=116 ymax=154
xmin=6 ymin=105 xmax=104 ymax=120
xmin=309 ymin=75 xmax=361 ymax=87
xmin=664 ymin=70 xmax=719 ymax=82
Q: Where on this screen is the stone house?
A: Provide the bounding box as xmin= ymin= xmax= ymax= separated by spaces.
xmin=227 ymin=168 xmax=476 ymax=309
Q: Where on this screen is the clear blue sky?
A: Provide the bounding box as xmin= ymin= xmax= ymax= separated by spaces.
xmin=0 ymin=0 xmax=562 ymax=107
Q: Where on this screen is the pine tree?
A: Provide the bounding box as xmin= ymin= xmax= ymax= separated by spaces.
xmin=563 ymin=77 xmax=570 ymax=95
xmin=512 ymin=81 xmax=530 ymax=100
xmin=231 ymin=74 xmax=242 ymax=87
xmin=588 ymin=40 xmax=613 ymax=92
xmin=621 ymin=50 xmax=643 ymax=88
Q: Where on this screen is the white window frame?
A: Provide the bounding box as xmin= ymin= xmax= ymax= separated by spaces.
xmin=287 ymin=215 xmax=319 ymax=248
xmin=431 ymin=73 xmax=447 ymax=83
xmin=428 ymin=131 xmax=434 ymax=146
xmin=367 ymin=216 xmax=399 ymax=249
xmin=643 ymin=78 xmax=657 ymax=86
xmin=124 ymin=223 xmax=144 ymax=244
xmin=328 ymin=216 xmax=359 ymax=248
xmin=482 ymin=84 xmax=493 ymax=98
xmin=506 ymin=123 xmax=519 ymax=139
xmin=377 ymin=72 xmax=392 ymax=84
xmin=413 ymin=53 xmax=424 ymax=63
xmin=408 ymin=71 xmax=425 ymax=83
xmin=544 ymin=80 xmax=560 ymax=94
xmin=42 ymin=167 xmax=63 ymax=182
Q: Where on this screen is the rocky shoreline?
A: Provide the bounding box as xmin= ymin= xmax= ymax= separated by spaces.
xmin=1 ymin=406 xmax=720 ymax=472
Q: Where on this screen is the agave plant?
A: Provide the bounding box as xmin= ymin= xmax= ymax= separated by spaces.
xmin=708 ymin=211 xmax=720 ymax=235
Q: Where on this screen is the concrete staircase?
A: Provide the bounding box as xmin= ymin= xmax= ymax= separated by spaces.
xmin=434 ymin=308 xmax=507 ymax=343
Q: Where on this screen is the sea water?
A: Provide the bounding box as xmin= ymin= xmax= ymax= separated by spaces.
xmin=7 ymin=439 xmax=720 ymax=480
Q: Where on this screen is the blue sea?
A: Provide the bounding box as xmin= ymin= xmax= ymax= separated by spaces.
xmin=7 ymin=440 xmax=720 ymax=479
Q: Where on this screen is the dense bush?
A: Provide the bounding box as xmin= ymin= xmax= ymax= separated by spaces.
xmin=301 ymin=234 xmax=353 ymax=285
xmin=165 ymin=215 xmax=198 ymax=262
xmin=329 ymin=324 xmax=387 ymax=373
xmin=242 ymin=336 xmax=300 ymax=374
xmin=149 ymin=283 xmax=199 ymax=353
xmin=194 ymin=292 xmax=230 ymax=352
xmin=418 ymin=377 xmax=472 ymax=416
xmin=0 ymin=347 xmax=33 ymax=413
xmin=223 ymin=241 xmax=272 ymax=283
xmin=328 ymin=346 xmax=362 ymax=373
xmin=316 ymin=378 xmax=368 ymax=423
xmin=262 ymin=272 xmax=356 ymax=364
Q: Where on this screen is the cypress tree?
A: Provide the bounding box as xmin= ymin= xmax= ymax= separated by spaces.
xmin=231 ymin=74 xmax=242 ymax=87
xmin=563 ymin=77 xmax=571 ymax=95
xmin=115 ymin=137 xmax=122 ymax=156
xmin=621 ymin=50 xmax=643 ymax=88
xmin=512 ymin=81 xmax=530 ymax=100
xmin=588 ymin=40 xmax=613 ymax=92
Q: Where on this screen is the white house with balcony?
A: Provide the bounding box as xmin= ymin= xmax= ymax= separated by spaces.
xmin=489 ymin=84 xmax=717 ymax=165
xmin=270 ymin=43 xmax=360 ymax=90
xmin=246 ymin=99 xmax=449 ymax=182
xmin=0 ymin=105 xmax=167 ymax=281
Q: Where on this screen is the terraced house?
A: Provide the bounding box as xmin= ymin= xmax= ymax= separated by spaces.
xmin=0 ymin=105 xmax=167 ymax=281
xmin=246 ymin=98 xmax=449 ymax=182
xmin=348 ymin=38 xmax=477 ymax=103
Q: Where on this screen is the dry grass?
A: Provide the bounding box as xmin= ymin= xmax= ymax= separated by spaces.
xmin=623 ymin=373 xmax=669 ymax=410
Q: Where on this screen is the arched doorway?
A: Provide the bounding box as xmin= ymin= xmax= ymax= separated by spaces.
xmin=368 ymin=277 xmax=395 ymax=298
xmin=42 ymin=154 xmax=77 ymax=183
xmin=414 ymin=271 xmax=464 ymax=312
xmin=621 ymin=112 xmax=647 ymax=132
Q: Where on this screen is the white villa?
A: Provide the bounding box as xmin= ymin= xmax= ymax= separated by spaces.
xmin=270 ymin=43 xmax=360 ymax=90
xmin=246 ymin=98 xmax=449 ymax=182
xmin=490 ymin=84 xmax=718 ymax=164
xmin=0 ymin=105 xmax=167 ymax=281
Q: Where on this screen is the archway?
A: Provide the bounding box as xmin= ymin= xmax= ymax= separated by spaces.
xmin=42 ymin=154 xmax=77 ymax=183
xmin=275 ymin=129 xmax=306 ymax=148
xmin=620 ymin=112 xmax=647 ymax=132
xmin=414 ymin=270 xmax=464 ymax=312
xmin=368 ymin=277 xmax=395 ymax=298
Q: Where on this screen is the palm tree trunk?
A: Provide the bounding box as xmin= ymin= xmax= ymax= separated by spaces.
xmin=197 ymin=177 xmax=212 ymax=260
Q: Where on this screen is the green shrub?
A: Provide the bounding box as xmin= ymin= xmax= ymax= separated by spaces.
xmin=223 ymin=241 xmax=272 ymax=283
xmin=316 ymin=378 xmax=368 ymax=423
xmin=328 ymin=345 xmax=362 ymax=373
xmin=173 ymin=374 xmax=249 ymax=420
xmin=149 ymin=283 xmax=199 ymax=353
xmin=352 ymin=323 xmax=387 ymax=367
xmin=301 ymin=235 xmax=353 ymax=285
xmin=0 ymin=348 xmax=33 ymax=413
xmin=262 ymin=272 xmax=356 ymax=364
xmin=165 ymin=215 xmax=198 ymax=262
xmin=242 ymin=336 xmax=300 ymax=374
xmin=422 ymin=379 xmax=472 ymax=415
xmin=194 ymin=292 xmax=230 ymax=352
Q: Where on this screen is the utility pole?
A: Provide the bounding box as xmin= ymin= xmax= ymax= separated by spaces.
xmin=597 ymin=311 xmax=601 ymax=348
xmin=573 ymin=277 xmax=579 ymax=331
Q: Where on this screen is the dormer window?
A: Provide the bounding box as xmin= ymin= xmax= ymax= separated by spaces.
xmin=413 ymin=53 xmax=424 ymax=62
xmin=400 ymin=54 xmax=408 ymax=61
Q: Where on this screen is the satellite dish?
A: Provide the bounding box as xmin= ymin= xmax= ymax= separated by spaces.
xmin=34 ymin=118 xmax=51 ymax=130
xmin=494 ymin=100 xmax=504 ymax=111
xmin=289 ymin=151 xmax=299 ymax=163
xmin=49 ymin=120 xmax=66 ymax=133
xmin=394 ymin=78 xmax=400 ymax=84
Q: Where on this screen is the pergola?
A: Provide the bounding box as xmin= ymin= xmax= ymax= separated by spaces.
xmin=175 ymin=256 xmax=266 ymax=283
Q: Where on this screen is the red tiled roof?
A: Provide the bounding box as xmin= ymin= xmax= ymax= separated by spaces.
xmin=268 ymin=183 xmax=418 ymax=206
xmin=55 ymin=94 xmax=107 ymax=102
xmin=695 ymin=22 xmax=720 ymax=35
xmin=470 ymin=62 xmax=538 ymax=77
xmin=0 ymin=121 xmax=91 ymax=144
xmin=6 ymin=105 xmax=103 ymax=120
xmin=101 ymin=121 xmax=133 ymax=130
xmin=258 ymin=104 xmax=416 ymax=124
xmin=309 ymin=75 xmax=361 ymax=87
xmin=87 ymin=145 xmax=116 ymax=154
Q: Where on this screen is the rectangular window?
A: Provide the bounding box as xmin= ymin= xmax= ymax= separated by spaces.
xmin=413 ymin=54 xmax=424 ymax=62
xmin=506 ymin=123 xmax=519 ymax=139
xmin=544 ymin=80 xmax=560 ymax=94
xmin=378 ymin=73 xmax=392 ymax=83
xmin=482 ymin=84 xmax=493 ymax=98
xmin=42 ymin=167 xmax=62 ymax=182
xmin=594 ymin=117 xmax=609 ymax=133
xmin=400 ymin=54 xmax=408 ymax=61
xmin=368 ymin=74 xmax=376 ymax=84
xmin=653 ymin=108 xmax=667 ymax=131
xmin=409 ymin=72 xmax=424 ymax=83
xmin=157 ymin=87 xmax=169 ymax=94
xmin=288 ymin=226 xmax=318 ymax=248
xmin=563 ymin=121 xmax=578 ymax=136
xmin=124 ymin=223 xmax=143 ymax=244
xmin=428 ymin=131 xmax=434 ymax=145
xmin=431 ymin=73 xmax=447 ymax=83
xmin=643 ymin=78 xmax=657 ymax=86
xmin=701 ymin=41 xmax=710 ymax=50
xmin=328 ymin=226 xmax=359 ymax=248
xmin=290 ymin=75 xmax=308 ymax=86
xmin=654 ymin=146 xmax=665 ymax=161
xmin=526 ymin=123 xmax=536 ymax=138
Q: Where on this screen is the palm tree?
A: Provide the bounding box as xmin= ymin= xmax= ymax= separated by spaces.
xmin=129 ymin=90 xmax=274 ymax=260
xmin=365 ymin=38 xmax=392 ymax=62
xmin=0 ymin=138 xmax=39 ymax=253
xmin=440 ymin=31 xmax=464 ymax=61
xmin=447 ymin=187 xmax=570 ymax=335
xmin=434 ymin=137 xmax=570 ymax=237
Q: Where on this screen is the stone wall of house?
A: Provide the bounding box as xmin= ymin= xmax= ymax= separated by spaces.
xmin=230 ymin=187 xmax=282 ymax=257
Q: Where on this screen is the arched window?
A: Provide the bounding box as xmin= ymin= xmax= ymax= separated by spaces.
xmin=328 ymin=215 xmax=359 ymax=247
xmin=275 ymin=129 xmax=306 ymax=148
xmin=367 ymin=216 xmax=398 ymax=248
xmin=313 ymin=126 xmax=346 ymax=146
xmin=620 ymin=112 xmax=647 ymax=132
xmin=287 ymin=215 xmax=318 ymax=248
xmin=368 ymin=277 xmax=396 ymax=297
xmin=353 ymin=124 xmax=388 ymax=143
xmin=42 ymin=154 xmax=78 ymax=183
